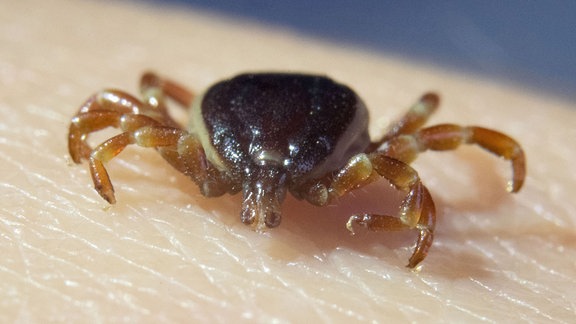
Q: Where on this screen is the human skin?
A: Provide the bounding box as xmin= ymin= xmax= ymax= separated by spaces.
xmin=1 ymin=0 xmax=575 ymax=322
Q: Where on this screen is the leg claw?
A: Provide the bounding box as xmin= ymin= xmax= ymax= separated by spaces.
xmin=346 ymin=214 xmax=370 ymax=235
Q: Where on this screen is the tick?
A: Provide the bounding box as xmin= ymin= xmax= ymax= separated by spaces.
xmin=68 ymin=72 xmax=526 ymax=268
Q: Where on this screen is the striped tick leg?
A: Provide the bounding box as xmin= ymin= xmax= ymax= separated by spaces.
xmin=325 ymin=153 xmax=436 ymax=268
xmin=380 ymin=124 xmax=526 ymax=193
xmin=68 ymin=73 xmax=233 ymax=205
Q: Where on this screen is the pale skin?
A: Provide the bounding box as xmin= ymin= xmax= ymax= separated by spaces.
xmin=1 ymin=0 xmax=575 ymax=322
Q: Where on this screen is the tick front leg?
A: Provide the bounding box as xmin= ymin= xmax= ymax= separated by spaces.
xmin=347 ymin=186 xmax=435 ymax=268
xmin=88 ymin=127 xmax=185 ymax=204
xmin=174 ymin=135 xmax=235 ymax=197
xmin=327 ymin=153 xmax=436 ymax=268
xmin=381 ymin=124 xmax=526 ymax=192
xmin=68 ymin=90 xmax=154 ymax=163
xmin=69 ymin=110 xmax=162 ymax=163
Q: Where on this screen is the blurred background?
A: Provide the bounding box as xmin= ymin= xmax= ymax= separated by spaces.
xmin=146 ymin=0 xmax=576 ymax=100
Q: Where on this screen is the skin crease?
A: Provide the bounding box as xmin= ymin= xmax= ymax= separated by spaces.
xmin=1 ymin=0 xmax=575 ymax=322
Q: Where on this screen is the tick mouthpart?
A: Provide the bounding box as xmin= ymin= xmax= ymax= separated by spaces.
xmin=240 ymin=165 xmax=288 ymax=232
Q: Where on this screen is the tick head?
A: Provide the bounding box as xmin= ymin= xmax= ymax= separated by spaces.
xmin=240 ymin=164 xmax=288 ymax=232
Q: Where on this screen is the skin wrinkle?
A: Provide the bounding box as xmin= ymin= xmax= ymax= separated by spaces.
xmin=1 ymin=0 xmax=576 ymax=322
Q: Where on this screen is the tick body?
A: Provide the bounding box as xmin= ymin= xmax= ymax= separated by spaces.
xmin=68 ymin=72 xmax=526 ymax=268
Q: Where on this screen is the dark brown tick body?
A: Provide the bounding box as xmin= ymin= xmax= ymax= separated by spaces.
xmin=68 ymin=72 xmax=526 ymax=268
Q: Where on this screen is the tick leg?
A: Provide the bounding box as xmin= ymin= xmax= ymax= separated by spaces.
xmin=70 ymin=73 xmax=194 ymax=164
xmin=175 ymin=135 xmax=235 ymax=197
xmin=75 ymin=90 xmax=144 ymax=115
xmin=88 ymin=126 xmax=185 ymax=204
xmin=68 ymin=109 xmax=161 ymax=163
xmin=139 ymin=73 xmax=236 ymax=196
xmin=68 ymin=89 xmax=161 ymax=163
xmin=367 ymin=92 xmax=439 ymax=152
xmin=139 ymin=72 xmax=195 ymax=128
xmin=140 ymin=72 xmax=195 ymax=108
xmin=381 ymin=124 xmax=526 ymax=192
xmin=327 ymin=153 xmax=436 ymax=268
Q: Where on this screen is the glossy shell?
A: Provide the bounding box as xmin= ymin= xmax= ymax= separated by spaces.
xmin=190 ymin=73 xmax=371 ymax=185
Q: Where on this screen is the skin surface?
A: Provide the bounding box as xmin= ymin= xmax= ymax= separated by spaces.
xmin=1 ymin=0 xmax=575 ymax=322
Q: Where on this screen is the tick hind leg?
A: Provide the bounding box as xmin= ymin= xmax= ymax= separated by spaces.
xmin=327 ymin=153 xmax=436 ymax=268
xmin=380 ymin=124 xmax=526 ymax=192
